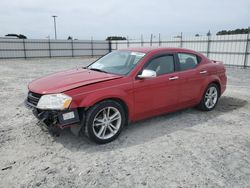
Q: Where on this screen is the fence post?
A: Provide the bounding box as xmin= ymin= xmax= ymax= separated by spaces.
xmin=22 ymin=39 xmax=27 ymax=59
xmin=48 ymin=38 xmax=52 ymax=58
xmin=91 ymin=37 xmax=94 ymax=57
xmin=159 ymin=33 xmax=161 ymax=47
xmin=180 ymin=32 xmax=183 ymax=48
xmin=116 ymin=40 xmax=118 ymax=50
xmin=243 ymin=27 xmax=250 ymax=68
xmin=207 ymin=35 xmax=211 ymax=58
xmin=150 ymin=34 xmax=153 ymax=46
xmin=71 ymin=39 xmax=74 ymax=57
xmin=141 ymin=34 xmax=144 ymax=47
xmin=108 ymin=40 xmax=112 ymax=52
xmin=127 ymin=36 xmax=129 ymax=48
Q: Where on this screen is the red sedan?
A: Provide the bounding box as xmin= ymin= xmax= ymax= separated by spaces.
xmin=26 ymin=48 xmax=227 ymax=144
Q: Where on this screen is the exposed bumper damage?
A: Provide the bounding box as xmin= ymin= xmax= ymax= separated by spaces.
xmin=25 ymin=99 xmax=81 ymax=135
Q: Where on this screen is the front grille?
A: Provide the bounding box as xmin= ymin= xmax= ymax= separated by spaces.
xmin=27 ymin=91 xmax=42 ymax=107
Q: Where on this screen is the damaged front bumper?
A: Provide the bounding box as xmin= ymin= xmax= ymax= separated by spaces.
xmin=25 ymin=99 xmax=81 ymax=130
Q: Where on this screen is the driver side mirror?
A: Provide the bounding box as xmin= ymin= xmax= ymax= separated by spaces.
xmin=138 ymin=69 xmax=157 ymax=79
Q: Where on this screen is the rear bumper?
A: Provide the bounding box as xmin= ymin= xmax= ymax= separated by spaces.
xmin=221 ymin=74 xmax=227 ymax=95
xmin=25 ymin=99 xmax=80 ymax=129
xmin=221 ymin=84 xmax=226 ymax=95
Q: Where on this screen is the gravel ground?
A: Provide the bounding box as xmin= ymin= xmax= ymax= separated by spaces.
xmin=0 ymin=58 xmax=250 ymax=188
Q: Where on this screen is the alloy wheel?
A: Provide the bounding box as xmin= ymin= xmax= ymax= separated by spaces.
xmin=204 ymin=86 xmax=218 ymax=109
xmin=92 ymin=107 xmax=122 ymax=140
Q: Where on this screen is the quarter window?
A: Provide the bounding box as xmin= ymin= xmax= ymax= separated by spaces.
xmin=178 ymin=53 xmax=199 ymax=71
xmin=144 ymin=55 xmax=175 ymax=76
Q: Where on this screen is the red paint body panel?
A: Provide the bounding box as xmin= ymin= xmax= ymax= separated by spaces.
xmin=28 ymin=48 xmax=227 ymax=122
xmin=28 ymin=68 xmax=122 ymax=94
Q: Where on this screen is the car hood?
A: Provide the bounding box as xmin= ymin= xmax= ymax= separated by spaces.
xmin=28 ymin=68 xmax=122 ymax=94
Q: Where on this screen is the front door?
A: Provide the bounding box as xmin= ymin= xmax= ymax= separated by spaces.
xmin=133 ymin=54 xmax=180 ymax=120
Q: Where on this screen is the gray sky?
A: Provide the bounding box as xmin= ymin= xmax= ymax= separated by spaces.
xmin=1 ymin=0 xmax=249 ymax=40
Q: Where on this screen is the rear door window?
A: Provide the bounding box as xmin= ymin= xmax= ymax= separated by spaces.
xmin=177 ymin=53 xmax=199 ymax=71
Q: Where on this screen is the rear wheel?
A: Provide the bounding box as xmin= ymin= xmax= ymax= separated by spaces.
xmin=198 ymin=83 xmax=219 ymax=111
xmin=83 ymin=100 xmax=126 ymax=144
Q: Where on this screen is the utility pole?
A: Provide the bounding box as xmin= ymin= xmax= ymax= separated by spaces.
xmin=52 ymin=15 xmax=58 ymax=40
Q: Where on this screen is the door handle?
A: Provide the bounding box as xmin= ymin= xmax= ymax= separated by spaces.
xmin=169 ymin=76 xmax=179 ymax=81
xmin=200 ymin=70 xmax=207 ymax=74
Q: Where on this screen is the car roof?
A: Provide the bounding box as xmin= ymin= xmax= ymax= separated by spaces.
xmin=119 ymin=47 xmax=199 ymax=54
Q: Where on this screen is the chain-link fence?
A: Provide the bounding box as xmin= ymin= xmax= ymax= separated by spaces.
xmin=0 ymin=39 xmax=111 ymax=59
xmin=0 ymin=33 xmax=249 ymax=68
xmin=111 ymin=34 xmax=250 ymax=68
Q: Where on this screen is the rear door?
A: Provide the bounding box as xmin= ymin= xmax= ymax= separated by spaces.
xmin=176 ymin=53 xmax=207 ymax=105
xmin=133 ymin=53 xmax=181 ymax=119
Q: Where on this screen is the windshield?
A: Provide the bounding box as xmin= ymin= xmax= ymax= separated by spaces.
xmin=87 ymin=51 xmax=146 ymax=75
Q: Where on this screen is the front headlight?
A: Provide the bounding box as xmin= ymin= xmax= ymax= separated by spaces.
xmin=37 ymin=93 xmax=72 ymax=110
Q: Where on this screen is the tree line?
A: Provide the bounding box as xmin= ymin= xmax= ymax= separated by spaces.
xmin=216 ymin=28 xmax=250 ymax=35
xmin=3 ymin=28 xmax=249 ymax=40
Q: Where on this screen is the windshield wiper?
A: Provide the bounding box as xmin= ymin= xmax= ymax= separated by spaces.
xmin=88 ymin=68 xmax=108 ymax=73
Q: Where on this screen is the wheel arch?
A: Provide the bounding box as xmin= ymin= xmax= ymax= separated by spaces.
xmin=95 ymin=97 xmax=129 ymax=124
xmin=79 ymin=93 xmax=131 ymax=123
xmin=209 ymin=80 xmax=221 ymax=96
xmin=198 ymin=78 xmax=222 ymax=104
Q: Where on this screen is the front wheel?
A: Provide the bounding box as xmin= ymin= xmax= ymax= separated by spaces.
xmin=83 ymin=100 xmax=126 ymax=144
xmin=198 ymin=83 xmax=219 ymax=111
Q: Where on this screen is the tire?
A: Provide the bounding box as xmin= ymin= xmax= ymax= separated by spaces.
xmin=83 ymin=100 xmax=126 ymax=144
xmin=197 ymin=83 xmax=219 ymax=111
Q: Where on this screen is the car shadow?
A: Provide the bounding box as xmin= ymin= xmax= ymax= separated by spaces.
xmin=53 ymin=96 xmax=247 ymax=153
